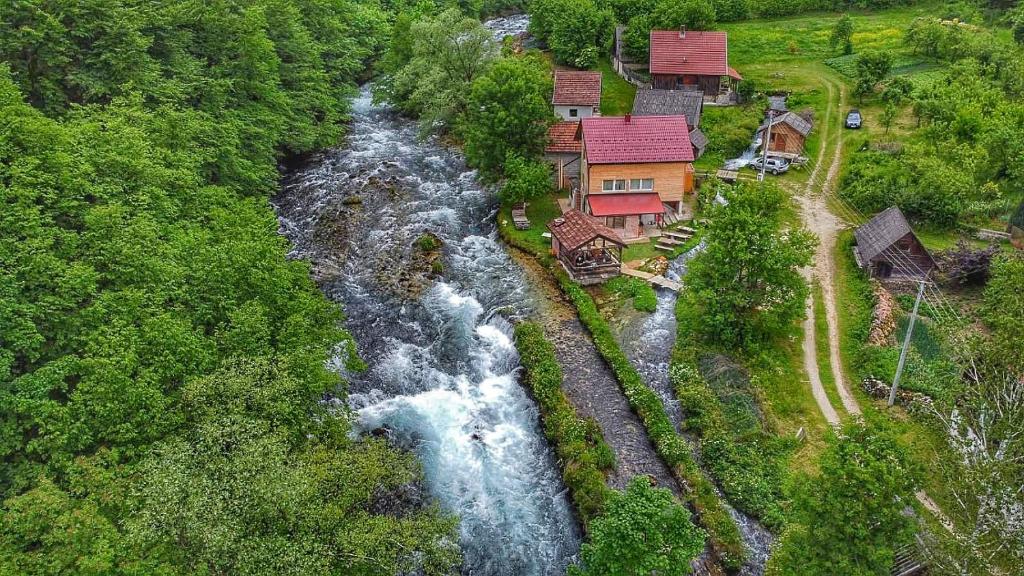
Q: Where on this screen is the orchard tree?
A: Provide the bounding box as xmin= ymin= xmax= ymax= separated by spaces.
xmin=830 ymin=14 xmax=854 ymax=55
xmin=547 ymin=0 xmax=615 ymax=68
xmin=463 ymin=54 xmax=555 ymax=178
xmin=768 ymin=422 xmax=921 ymax=576
xmin=854 ymin=51 xmax=893 ymax=102
xmin=570 ymin=476 xmax=705 ymax=576
xmin=683 ymin=182 xmax=815 ymax=348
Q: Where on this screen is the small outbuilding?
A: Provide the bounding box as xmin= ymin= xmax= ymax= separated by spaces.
xmin=756 ymin=111 xmax=812 ymax=156
xmin=854 ymin=206 xmax=937 ymax=279
xmin=631 ymin=88 xmax=708 ymax=159
xmin=545 ymin=121 xmax=582 ymax=190
xmin=548 ymin=209 xmax=626 ymax=285
xmin=552 ymin=70 xmax=602 ymax=121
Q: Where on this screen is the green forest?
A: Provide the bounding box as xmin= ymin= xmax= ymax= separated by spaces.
xmin=3 ymin=0 xmax=1024 ymax=575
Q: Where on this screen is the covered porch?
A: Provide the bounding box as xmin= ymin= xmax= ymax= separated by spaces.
xmin=548 ymin=210 xmax=627 ymax=285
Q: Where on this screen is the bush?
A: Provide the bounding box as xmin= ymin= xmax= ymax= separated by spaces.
xmin=415 ymin=233 xmax=442 ymax=252
xmin=514 ymin=322 xmax=614 ymax=524
xmin=555 ymin=272 xmax=748 ymax=569
xmin=605 ymin=277 xmax=658 ymax=313
xmin=501 ymin=154 xmax=553 ymax=205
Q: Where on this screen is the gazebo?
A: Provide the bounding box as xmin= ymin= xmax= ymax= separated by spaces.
xmin=548 ymin=209 xmax=626 ymax=285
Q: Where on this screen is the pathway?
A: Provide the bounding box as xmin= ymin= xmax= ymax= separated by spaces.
xmin=513 ymin=251 xmax=683 ymax=496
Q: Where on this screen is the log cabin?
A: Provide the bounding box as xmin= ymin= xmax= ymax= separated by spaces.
xmin=854 ymin=206 xmax=937 ymax=279
xmin=756 ymin=111 xmax=812 ymax=156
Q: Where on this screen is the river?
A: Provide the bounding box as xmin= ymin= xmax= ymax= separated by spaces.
xmin=273 ymin=85 xmax=580 ymax=575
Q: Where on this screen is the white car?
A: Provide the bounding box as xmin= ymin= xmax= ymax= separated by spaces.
xmin=750 ymin=156 xmax=790 ymax=175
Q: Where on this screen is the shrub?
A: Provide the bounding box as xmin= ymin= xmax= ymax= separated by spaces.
xmin=415 ymin=233 xmax=442 ymax=252
xmin=605 ymin=277 xmax=659 ymax=313
xmin=513 ymin=322 xmax=613 ymax=524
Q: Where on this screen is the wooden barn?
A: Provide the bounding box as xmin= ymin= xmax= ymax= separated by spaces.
xmin=853 ymin=207 xmax=937 ymax=279
xmin=756 ymin=111 xmax=812 ymax=156
xmin=649 ymin=29 xmax=741 ymax=96
xmin=631 ymin=89 xmax=708 ymax=159
xmin=548 ymin=209 xmax=626 ymax=285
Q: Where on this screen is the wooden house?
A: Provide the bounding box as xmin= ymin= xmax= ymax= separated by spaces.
xmin=552 ymin=70 xmax=602 ymax=121
xmin=545 ymin=121 xmax=582 ymax=190
xmin=756 ymin=111 xmax=812 ymax=156
xmin=854 ymin=207 xmax=937 ymax=279
xmin=632 ymin=88 xmax=708 ymax=159
xmin=548 ymin=209 xmax=626 ymax=285
xmin=649 ymin=29 xmax=742 ymax=96
xmin=577 ymin=114 xmax=696 ymax=241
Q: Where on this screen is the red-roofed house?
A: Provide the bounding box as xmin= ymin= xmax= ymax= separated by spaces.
xmin=544 ymin=121 xmax=583 ymax=190
xmin=552 ymin=70 xmax=602 ymax=121
xmin=577 ymin=115 xmax=696 ymax=240
xmin=649 ymin=29 xmax=741 ymax=97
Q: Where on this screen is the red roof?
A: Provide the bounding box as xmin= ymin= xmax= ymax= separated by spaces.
xmin=553 ymin=70 xmax=602 ymax=106
xmin=649 ymin=30 xmax=730 ymax=77
xmin=582 ymin=115 xmax=693 ymax=164
xmin=545 ymin=121 xmax=582 ymax=154
xmin=548 ymin=209 xmax=625 ymax=252
xmin=588 ymin=193 xmax=665 ymax=217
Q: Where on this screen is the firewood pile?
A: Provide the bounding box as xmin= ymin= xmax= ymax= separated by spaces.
xmin=868 ymin=281 xmax=897 ymax=346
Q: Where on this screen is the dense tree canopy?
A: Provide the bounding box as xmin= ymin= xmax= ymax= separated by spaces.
xmin=683 ymin=182 xmax=816 ymax=348
xmin=0 ymin=1 xmax=460 ymax=573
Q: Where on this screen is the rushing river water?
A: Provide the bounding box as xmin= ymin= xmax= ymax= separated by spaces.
xmin=273 ymin=85 xmax=580 ymax=575
xmin=621 ymin=247 xmax=774 ymax=576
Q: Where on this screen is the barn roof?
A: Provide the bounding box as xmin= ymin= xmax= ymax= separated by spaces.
xmin=854 ymin=206 xmax=918 ymax=262
xmin=545 ymin=121 xmax=582 ymax=154
xmin=689 ymin=127 xmax=708 ymax=156
xmin=649 ymin=30 xmax=730 ymax=77
xmin=631 ymin=89 xmax=704 ymax=127
xmin=552 ymin=71 xmax=602 ymax=107
xmin=548 ymin=209 xmax=625 ymax=252
xmin=582 ymin=115 xmax=693 ymax=164
xmin=758 ymin=111 xmax=812 ymax=137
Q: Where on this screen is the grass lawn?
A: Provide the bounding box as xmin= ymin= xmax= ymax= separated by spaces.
xmin=594 ymin=58 xmax=636 ymax=116
xmin=500 ymin=191 xmax=565 ymax=257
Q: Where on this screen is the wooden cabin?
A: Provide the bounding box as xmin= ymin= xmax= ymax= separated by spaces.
xmin=756 ymin=112 xmax=812 ymax=156
xmin=649 ymin=29 xmax=742 ymax=96
xmin=548 ymin=209 xmax=626 ymax=285
xmin=853 ymin=207 xmax=937 ymax=279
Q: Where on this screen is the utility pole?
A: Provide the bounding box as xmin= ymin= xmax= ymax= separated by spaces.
xmin=758 ymin=110 xmax=774 ymax=182
xmin=889 ymin=280 xmax=925 ymax=407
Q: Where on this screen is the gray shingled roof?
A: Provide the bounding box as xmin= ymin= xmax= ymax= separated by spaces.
xmin=632 ymin=89 xmax=703 ymax=128
xmin=854 ymin=206 xmax=915 ymax=262
xmin=758 ymin=111 xmax=812 ymax=136
xmin=689 ymin=127 xmax=708 ymax=157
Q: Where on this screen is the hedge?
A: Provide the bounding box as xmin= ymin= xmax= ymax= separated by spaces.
xmin=514 ymin=322 xmax=614 ymax=526
xmin=555 ymin=271 xmax=748 ymax=569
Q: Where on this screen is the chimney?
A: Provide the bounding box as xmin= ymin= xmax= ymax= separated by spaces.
xmin=679 ymin=25 xmax=686 ymax=38
xmin=624 ymin=114 xmax=631 ymax=123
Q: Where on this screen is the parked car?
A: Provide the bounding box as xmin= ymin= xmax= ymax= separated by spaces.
xmin=845 ymin=109 xmax=862 ymax=129
xmin=750 ymin=156 xmax=790 ymax=175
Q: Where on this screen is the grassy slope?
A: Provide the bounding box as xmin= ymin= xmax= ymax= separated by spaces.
xmin=595 ymin=59 xmax=636 ymax=116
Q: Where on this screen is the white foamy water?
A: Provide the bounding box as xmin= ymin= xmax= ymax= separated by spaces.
xmin=273 ymin=76 xmax=579 ymax=575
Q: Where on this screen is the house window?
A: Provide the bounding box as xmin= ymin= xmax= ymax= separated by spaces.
xmin=569 ymin=108 xmax=578 ymax=117
xmin=609 ymin=216 xmax=626 ymax=228
xmin=602 ymin=179 xmax=626 ymax=191
xmin=630 ymin=178 xmax=654 ymax=191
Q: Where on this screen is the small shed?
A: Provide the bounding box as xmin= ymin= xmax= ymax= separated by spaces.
xmin=854 ymin=206 xmax=936 ymax=279
xmin=548 ymin=209 xmax=626 ymax=285
xmin=1009 ymin=200 xmax=1024 ymax=249
xmin=545 ymin=121 xmax=582 ymax=190
xmin=756 ymin=111 xmax=812 ymax=155
xmin=552 ymin=70 xmax=602 ymax=121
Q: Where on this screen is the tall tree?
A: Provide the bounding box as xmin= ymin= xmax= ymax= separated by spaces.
xmin=830 ymin=14 xmax=854 ymax=55
xmin=683 ymin=182 xmax=815 ymax=348
xmin=463 ymin=54 xmax=555 ymax=178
